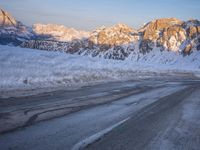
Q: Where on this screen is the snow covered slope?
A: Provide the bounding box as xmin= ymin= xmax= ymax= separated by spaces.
xmin=0 ymin=45 xmax=199 ymax=94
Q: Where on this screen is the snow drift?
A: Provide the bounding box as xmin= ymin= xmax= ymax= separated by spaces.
xmin=0 ymin=45 xmax=199 ymax=95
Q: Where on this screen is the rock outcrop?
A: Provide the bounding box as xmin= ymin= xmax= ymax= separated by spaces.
xmin=139 ymin=18 xmax=200 ymax=55
xmin=0 ymin=9 xmax=33 ymax=45
xmin=0 ymin=9 xmax=17 ymax=27
xmin=142 ymin=18 xmax=183 ymax=41
xmin=89 ymin=24 xmax=137 ymax=46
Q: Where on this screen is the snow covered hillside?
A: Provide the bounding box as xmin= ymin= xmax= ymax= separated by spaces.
xmin=0 ymin=45 xmax=200 ymax=96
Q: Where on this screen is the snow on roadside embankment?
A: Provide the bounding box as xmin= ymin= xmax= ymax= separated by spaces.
xmin=0 ymin=45 xmax=200 ymax=95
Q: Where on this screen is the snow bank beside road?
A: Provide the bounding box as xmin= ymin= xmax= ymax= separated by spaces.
xmin=0 ymin=45 xmax=199 ymax=96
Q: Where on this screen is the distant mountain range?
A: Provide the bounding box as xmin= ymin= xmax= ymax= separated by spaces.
xmin=1 ymin=8 xmax=200 ymax=60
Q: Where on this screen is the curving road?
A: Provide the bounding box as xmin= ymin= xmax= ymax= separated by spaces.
xmin=85 ymin=83 xmax=200 ymax=150
xmin=0 ymin=78 xmax=200 ymax=150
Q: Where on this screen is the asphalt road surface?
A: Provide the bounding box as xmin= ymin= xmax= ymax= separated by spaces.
xmin=0 ymin=78 xmax=200 ymax=150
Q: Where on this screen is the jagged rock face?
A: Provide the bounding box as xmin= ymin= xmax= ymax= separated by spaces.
xmin=188 ymin=26 xmax=198 ymax=38
xmin=0 ymin=9 xmax=17 ymax=27
xmin=187 ymin=25 xmax=200 ymax=41
xmin=143 ymin=18 xmax=183 ymax=41
xmin=139 ymin=18 xmax=184 ymax=53
xmin=89 ymin=24 xmax=138 ymax=48
xmin=139 ymin=18 xmax=200 ymax=55
xmin=161 ymin=25 xmax=187 ymax=52
xmin=0 ymin=8 xmax=33 ymax=45
xmin=181 ymin=20 xmax=200 ymax=54
xmin=33 ymin=24 xmax=89 ymax=42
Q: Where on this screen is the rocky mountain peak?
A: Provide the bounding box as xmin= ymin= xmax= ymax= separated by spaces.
xmin=0 ymin=9 xmax=17 ymax=27
xmin=89 ymin=23 xmax=137 ymax=46
xmin=0 ymin=8 xmax=34 ymax=45
xmin=142 ymin=18 xmax=183 ymax=41
xmin=139 ymin=18 xmax=200 ymax=54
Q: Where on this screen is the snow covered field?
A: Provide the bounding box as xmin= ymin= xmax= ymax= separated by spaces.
xmin=0 ymin=45 xmax=200 ymax=97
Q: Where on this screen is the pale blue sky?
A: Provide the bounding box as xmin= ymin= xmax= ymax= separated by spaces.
xmin=0 ymin=0 xmax=199 ymax=30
